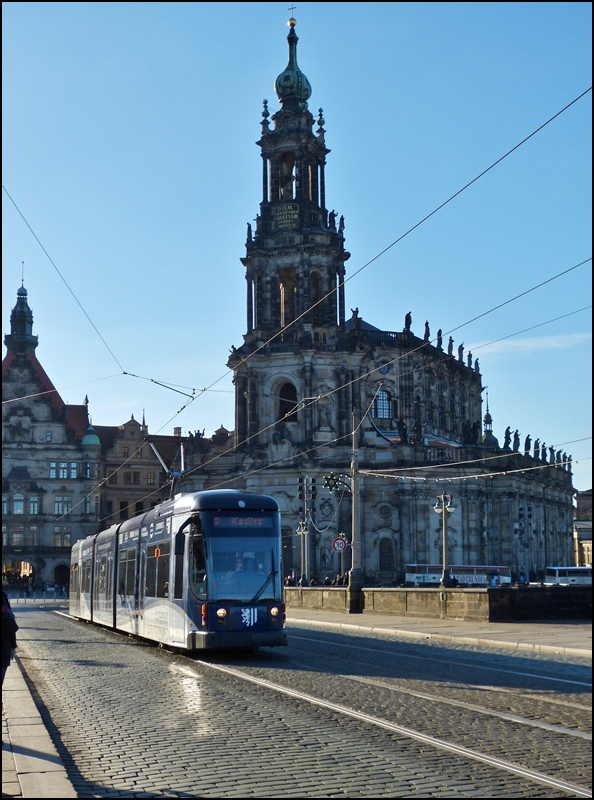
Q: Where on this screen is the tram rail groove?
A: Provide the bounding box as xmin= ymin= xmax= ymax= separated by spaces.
xmin=190 ymin=658 xmax=592 ymax=799
xmin=266 ymin=639 xmax=592 ymax=728
xmin=288 ymin=632 xmax=593 ymax=687
xmin=55 ymin=609 xmax=592 ymax=795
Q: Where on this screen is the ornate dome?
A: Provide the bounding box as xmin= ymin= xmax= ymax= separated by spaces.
xmin=82 ymin=423 xmax=101 ymax=446
xmin=274 ymin=19 xmax=312 ymax=111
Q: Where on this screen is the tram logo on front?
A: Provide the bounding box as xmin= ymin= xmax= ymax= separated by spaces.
xmin=241 ymin=608 xmax=258 ymax=626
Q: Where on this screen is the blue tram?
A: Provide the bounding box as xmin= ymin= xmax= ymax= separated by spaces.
xmin=69 ymin=490 xmax=287 ymax=649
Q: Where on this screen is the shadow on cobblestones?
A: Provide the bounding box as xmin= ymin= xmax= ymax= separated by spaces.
xmin=196 ymin=626 xmax=592 ymax=696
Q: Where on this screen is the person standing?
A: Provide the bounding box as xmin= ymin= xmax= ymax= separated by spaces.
xmin=2 ymin=591 xmax=18 ymax=685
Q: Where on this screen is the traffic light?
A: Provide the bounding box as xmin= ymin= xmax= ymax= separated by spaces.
xmin=298 ymin=476 xmax=305 ymax=500
xmin=310 ymin=478 xmax=317 ymax=501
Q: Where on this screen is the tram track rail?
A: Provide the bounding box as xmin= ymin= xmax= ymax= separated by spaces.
xmin=288 ymin=631 xmax=593 ymax=688
xmin=54 ymin=608 xmax=592 ymax=797
xmin=182 ymin=628 xmax=592 ymax=797
xmin=185 ymin=659 xmax=592 ymax=798
xmin=283 ymin=632 xmax=593 ymax=724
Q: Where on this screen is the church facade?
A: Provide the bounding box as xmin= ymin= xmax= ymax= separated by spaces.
xmin=182 ymin=20 xmax=575 ymax=584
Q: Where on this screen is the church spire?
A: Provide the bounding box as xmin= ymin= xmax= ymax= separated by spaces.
xmin=274 ymin=17 xmax=312 ymax=112
xmin=4 ymin=284 xmax=39 ymax=356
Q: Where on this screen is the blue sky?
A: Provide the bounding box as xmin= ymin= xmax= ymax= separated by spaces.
xmin=2 ymin=2 xmax=592 ymax=491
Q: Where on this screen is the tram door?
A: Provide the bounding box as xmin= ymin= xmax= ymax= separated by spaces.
xmin=169 ymin=521 xmax=187 ymax=646
xmin=137 ymin=535 xmax=148 ymax=638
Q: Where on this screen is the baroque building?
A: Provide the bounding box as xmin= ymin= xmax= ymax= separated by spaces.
xmin=2 ymin=285 xmax=186 ymax=589
xmin=182 ymin=19 xmax=575 ymax=583
xmin=2 ymin=285 xmax=101 ymax=588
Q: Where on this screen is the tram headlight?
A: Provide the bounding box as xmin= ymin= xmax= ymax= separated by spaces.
xmin=270 ymin=606 xmax=279 ymax=624
xmin=216 ymin=607 xmax=227 ymax=626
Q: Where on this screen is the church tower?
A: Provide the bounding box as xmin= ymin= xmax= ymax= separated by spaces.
xmin=192 ymin=18 xmax=574 ymax=583
xmin=230 ymin=17 xmax=352 ymax=451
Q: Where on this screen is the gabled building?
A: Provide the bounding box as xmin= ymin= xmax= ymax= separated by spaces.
xmin=182 ymin=19 xmax=575 ymax=584
xmin=2 ymin=285 xmax=101 ymax=588
xmin=94 ymin=416 xmax=185 ymax=527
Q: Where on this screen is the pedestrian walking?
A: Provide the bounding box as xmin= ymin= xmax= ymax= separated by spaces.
xmin=2 ymin=590 xmax=18 ymax=685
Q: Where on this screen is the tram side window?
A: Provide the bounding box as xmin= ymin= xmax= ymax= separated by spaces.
xmin=70 ymin=564 xmax=79 ymax=596
xmin=118 ymin=548 xmax=136 ymax=595
xmin=145 ymin=541 xmax=171 ymax=598
xmin=81 ymin=559 xmax=91 ymax=593
xmin=95 ymin=554 xmax=108 ymax=597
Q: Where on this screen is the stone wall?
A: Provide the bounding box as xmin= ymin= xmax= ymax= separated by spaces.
xmin=284 ymin=586 xmax=592 ymax=622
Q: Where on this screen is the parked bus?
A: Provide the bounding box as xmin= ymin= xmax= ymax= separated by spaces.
xmin=543 ymin=566 xmax=592 ymax=586
xmin=405 ymin=564 xmax=512 ymax=587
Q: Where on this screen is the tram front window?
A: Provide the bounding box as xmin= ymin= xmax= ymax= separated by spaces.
xmin=199 ymin=513 xmax=281 ymax=603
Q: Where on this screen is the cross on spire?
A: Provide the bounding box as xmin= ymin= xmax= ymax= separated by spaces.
xmin=288 ymin=5 xmax=296 ymax=16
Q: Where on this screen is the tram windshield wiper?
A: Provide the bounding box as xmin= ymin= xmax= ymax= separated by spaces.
xmin=248 ymin=549 xmax=277 ymax=605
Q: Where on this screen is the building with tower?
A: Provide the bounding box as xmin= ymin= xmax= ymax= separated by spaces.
xmin=182 ymin=18 xmax=575 ymax=584
xmin=2 ymin=286 xmax=186 ymax=590
xmin=2 ymin=284 xmax=102 ymax=589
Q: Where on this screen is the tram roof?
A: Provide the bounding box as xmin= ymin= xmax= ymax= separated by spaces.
xmin=151 ymin=489 xmax=279 ymax=518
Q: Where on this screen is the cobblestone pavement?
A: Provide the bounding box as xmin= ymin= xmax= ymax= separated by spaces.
xmin=12 ymin=605 xmax=592 ymax=798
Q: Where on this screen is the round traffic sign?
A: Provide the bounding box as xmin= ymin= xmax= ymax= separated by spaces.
xmin=332 ymin=537 xmax=347 ymax=552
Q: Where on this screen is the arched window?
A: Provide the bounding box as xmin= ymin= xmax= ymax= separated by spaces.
xmin=373 ymin=390 xmax=394 ymax=419
xmin=278 ymin=383 xmax=298 ymax=421
xmin=379 ymin=538 xmax=394 ymax=572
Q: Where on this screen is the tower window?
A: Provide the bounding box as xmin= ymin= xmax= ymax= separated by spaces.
xmin=279 ymin=153 xmax=295 ymax=201
xmin=279 ymin=268 xmax=296 ymax=328
xmin=311 ymin=272 xmax=323 ymax=326
xmin=278 ymin=383 xmax=298 ymax=422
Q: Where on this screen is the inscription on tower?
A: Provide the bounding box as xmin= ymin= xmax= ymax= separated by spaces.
xmin=274 ymin=203 xmax=299 ymax=230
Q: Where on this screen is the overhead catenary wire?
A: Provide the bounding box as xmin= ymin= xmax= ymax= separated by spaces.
xmin=184 ymin=258 xmax=591 ymax=481
xmin=3 ymin=89 xmax=590 ymax=429
xmin=2 ymin=184 xmax=126 ymax=373
xmin=145 ymin=88 xmax=594 ymax=400
xmin=43 ymin=258 xmax=594 ymax=522
xmin=5 ymin=90 xmax=591 ymax=504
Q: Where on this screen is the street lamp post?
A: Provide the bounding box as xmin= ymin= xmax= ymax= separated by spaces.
xmin=322 ymin=410 xmax=363 ymax=612
xmin=296 ymin=519 xmax=307 ymax=585
xmin=433 ymin=493 xmax=456 ymax=587
xmin=348 ymin=408 xmax=364 ymax=610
